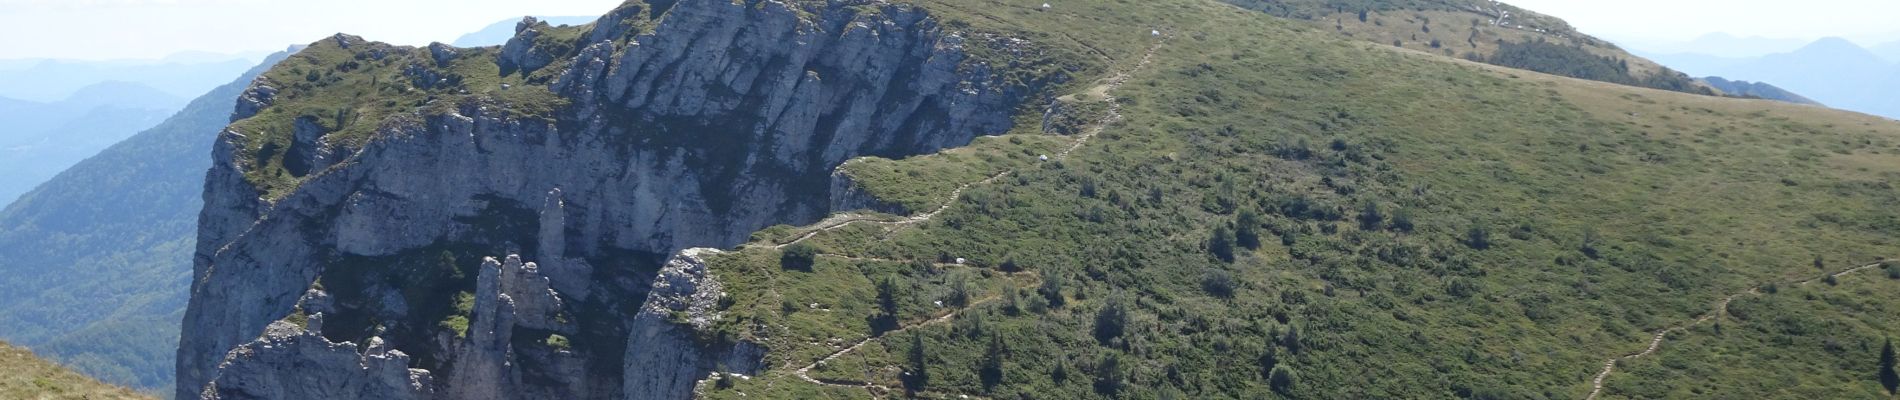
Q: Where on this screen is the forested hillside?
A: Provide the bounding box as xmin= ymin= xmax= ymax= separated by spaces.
xmin=0 ymin=52 xmax=287 ymax=393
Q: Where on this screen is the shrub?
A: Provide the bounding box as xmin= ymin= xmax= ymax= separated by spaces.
xmin=1004 ymin=286 xmax=1023 ymax=315
xmin=1465 ymin=224 xmax=1492 ymax=250
xmin=1281 ymin=325 xmax=1304 ymax=355
xmin=1447 ymin=277 xmax=1482 ymax=298
xmin=903 ymin=332 xmax=929 ymax=393
xmin=1236 ymin=209 xmax=1263 ymax=250
xmin=1210 ymin=226 xmax=1237 ymax=262
xmin=1359 ymin=202 xmax=1384 ymax=230
xmin=1094 ymin=353 xmax=1125 ymax=396
xmin=1202 ymin=270 xmax=1237 ymax=298
xmin=1390 ymin=208 xmax=1415 ymax=232
xmin=440 ymin=315 xmax=470 ymax=338
xmin=1000 ymin=257 xmax=1023 ymax=273
xmin=1040 ymin=271 xmax=1067 ymax=308
xmin=950 ymin=277 xmax=972 ymax=307
xmin=780 ymin=243 xmax=817 ymax=271
xmin=1258 ymin=343 xmax=1279 ymax=378
xmin=980 ymin=333 xmax=1006 ymax=392
xmin=714 ymin=373 xmax=735 ymax=390
xmin=1094 ymin=297 xmax=1130 ymax=345
xmin=1269 ymin=365 xmax=1298 ymax=394
xmin=1881 ymin=339 xmax=1899 ymax=394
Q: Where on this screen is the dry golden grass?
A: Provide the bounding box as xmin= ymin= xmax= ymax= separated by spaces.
xmin=0 ymin=342 xmax=150 ymax=400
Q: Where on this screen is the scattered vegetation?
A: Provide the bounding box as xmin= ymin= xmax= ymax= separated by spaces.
xmin=1608 ymin=269 xmax=1900 ymax=398
xmin=697 ymin=0 xmax=1900 ymax=398
xmin=779 ymin=243 xmax=818 ymax=272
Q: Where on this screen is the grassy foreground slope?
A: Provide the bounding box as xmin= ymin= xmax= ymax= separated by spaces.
xmin=1605 ymin=261 xmax=1900 ymax=399
xmin=675 ymin=0 xmax=1900 ymax=399
xmin=0 ymin=341 xmax=150 ymax=399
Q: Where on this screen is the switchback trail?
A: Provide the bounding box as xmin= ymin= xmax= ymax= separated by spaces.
xmin=771 ymin=35 xmax=1165 ymax=251
xmin=1585 ymin=259 xmax=1896 ymax=400
xmin=771 ymin=35 xmax=1168 ymax=399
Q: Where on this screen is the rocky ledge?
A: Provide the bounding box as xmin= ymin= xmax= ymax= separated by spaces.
xmin=177 ymin=0 xmax=1064 ymax=399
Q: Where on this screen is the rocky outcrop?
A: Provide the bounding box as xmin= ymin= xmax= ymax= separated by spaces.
xmin=442 ymin=255 xmax=571 ymax=400
xmin=828 ymin=166 xmax=908 ymax=215
xmin=201 ymin=317 xmax=433 ymax=400
xmin=621 ymin=249 xmax=761 ymax=400
xmin=498 ymin=17 xmax=556 ymax=76
xmin=179 ymin=1 xmax=1059 ymax=398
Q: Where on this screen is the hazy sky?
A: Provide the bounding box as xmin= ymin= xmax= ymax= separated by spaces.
xmin=0 ymin=0 xmax=622 ymax=60
xmin=1503 ymin=0 xmax=1900 ymax=43
xmin=3 ymin=0 xmax=1898 ymax=60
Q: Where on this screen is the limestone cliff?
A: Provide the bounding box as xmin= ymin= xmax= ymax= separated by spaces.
xmin=177 ymin=0 xmax=1063 ymax=398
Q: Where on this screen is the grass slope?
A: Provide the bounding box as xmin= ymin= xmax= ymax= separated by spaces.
xmin=0 ymin=341 xmax=150 ymax=400
xmin=1603 ymin=261 xmax=1900 ymax=399
xmin=669 ymin=0 xmax=1900 ymax=399
xmin=1219 ymin=0 xmax=1712 ymax=95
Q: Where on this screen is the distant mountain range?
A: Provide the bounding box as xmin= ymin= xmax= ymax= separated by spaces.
xmin=0 ymin=56 xmax=258 ymax=103
xmin=0 ymin=82 xmax=187 ymax=205
xmin=1641 ymin=37 xmax=1900 ymax=119
xmin=0 ymin=51 xmax=288 ymax=393
xmin=1616 ymin=32 xmax=1811 ymax=59
xmin=1700 ymin=77 xmax=1822 ymax=105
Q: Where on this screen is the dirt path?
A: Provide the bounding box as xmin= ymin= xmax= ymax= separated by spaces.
xmin=1585 ymin=259 xmax=1895 ymax=400
xmin=1057 ymin=32 xmax=1160 ymax=161
xmin=791 ymin=292 xmax=1005 ymax=393
xmin=771 ymin=36 xmax=1167 ymax=398
xmin=773 ymin=35 xmax=1165 ymax=253
xmin=772 ymin=213 xmax=898 ymax=250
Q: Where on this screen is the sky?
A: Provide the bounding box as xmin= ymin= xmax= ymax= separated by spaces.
xmin=4 ymin=0 xmax=1900 ymax=60
xmin=1504 ymin=0 xmax=1900 ymax=44
xmin=0 ymin=0 xmax=622 ymax=61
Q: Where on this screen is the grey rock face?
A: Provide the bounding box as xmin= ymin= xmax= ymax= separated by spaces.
xmin=828 ymin=165 xmax=907 ymax=215
xmin=179 ymin=1 xmax=1055 ymax=399
xmin=622 ymin=248 xmax=762 ymax=400
xmin=498 ymin=16 xmax=554 ymax=76
xmin=427 ymin=42 xmax=460 ymax=65
xmin=232 ymin=81 xmax=276 ymax=122
xmin=201 ymin=318 xmax=433 ymax=400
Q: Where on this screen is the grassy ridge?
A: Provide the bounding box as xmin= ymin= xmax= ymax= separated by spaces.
xmin=230 ymin=23 xmax=585 ymax=200
xmin=689 ymin=0 xmax=1900 ymax=398
xmin=0 ymin=341 xmax=150 ymax=400
xmin=1220 ymin=0 xmax=1710 ymax=95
